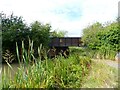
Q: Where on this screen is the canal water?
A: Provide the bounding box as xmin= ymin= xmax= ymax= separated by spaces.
xmin=2 ymin=63 xmax=21 ymax=79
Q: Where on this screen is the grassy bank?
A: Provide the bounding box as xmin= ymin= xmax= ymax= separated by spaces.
xmin=70 ymin=46 xmax=116 ymax=60
xmin=2 ymin=54 xmax=91 ymax=88
xmin=81 ymin=59 xmax=118 ymax=88
xmin=2 ymin=41 xmax=118 ymax=88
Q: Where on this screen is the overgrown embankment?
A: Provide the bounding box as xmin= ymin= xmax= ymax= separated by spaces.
xmin=82 ymin=21 xmax=119 ymax=60
xmin=2 ymin=41 xmax=92 ymax=88
xmin=2 ymin=55 xmax=91 ymax=88
xmin=82 ymin=59 xmax=118 ymax=88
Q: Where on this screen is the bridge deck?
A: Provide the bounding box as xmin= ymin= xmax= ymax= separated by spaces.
xmin=49 ymin=37 xmax=82 ymax=47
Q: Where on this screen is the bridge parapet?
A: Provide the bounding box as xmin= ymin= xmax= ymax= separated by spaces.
xmin=49 ymin=37 xmax=83 ymax=47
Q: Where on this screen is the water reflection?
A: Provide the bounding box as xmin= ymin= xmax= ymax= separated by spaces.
xmin=2 ymin=63 xmax=20 ymax=79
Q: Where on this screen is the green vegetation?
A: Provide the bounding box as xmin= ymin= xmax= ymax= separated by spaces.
xmin=50 ymin=30 xmax=68 ymax=37
xmin=30 ymin=21 xmax=51 ymax=48
xmin=2 ymin=41 xmax=91 ymax=88
xmin=1 ymin=12 xmax=119 ymax=88
xmin=82 ymin=21 xmax=119 ymax=60
xmin=1 ymin=12 xmax=67 ymax=62
xmin=82 ymin=60 xmax=118 ymax=88
xmin=2 ymin=56 xmax=91 ymax=88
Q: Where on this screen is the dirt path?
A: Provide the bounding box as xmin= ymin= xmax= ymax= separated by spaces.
xmin=92 ymin=59 xmax=120 ymax=69
xmin=104 ymin=60 xmax=120 ymax=69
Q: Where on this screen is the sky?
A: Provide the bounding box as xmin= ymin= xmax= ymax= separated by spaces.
xmin=0 ymin=0 xmax=119 ymax=37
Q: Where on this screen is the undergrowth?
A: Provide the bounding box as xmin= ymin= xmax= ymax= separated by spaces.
xmin=81 ymin=60 xmax=118 ymax=88
xmin=2 ymin=40 xmax=92 ymax=88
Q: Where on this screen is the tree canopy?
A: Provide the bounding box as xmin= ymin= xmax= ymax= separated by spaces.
xmin=1 ymin=13 xmax=52 ymax=60
xmin=1 ymin=12 xmax=68 ymax=61
xmin=50 ymin=30 xmax=68 ymax=37
xmin=82 ymin=21 xmax=119 ymax=59
xmin=30 ymin=21 xmax=51 ymax=48
xmin=2 ymin=13 xmax=30 ymax=52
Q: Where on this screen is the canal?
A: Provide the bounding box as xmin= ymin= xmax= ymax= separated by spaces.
xmin=2 ymin=63 xmax=21 ymax=79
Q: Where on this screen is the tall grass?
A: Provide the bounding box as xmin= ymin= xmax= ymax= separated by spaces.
xmin=82 ymin=60 xmax=118 ymax=88
xmin=70 ymin=47 xmax=116 ymax=60
xmin=7 ymin=56 xmax=91 ymax=88
xmin=2 ymin=40 xmax=92 ymax=88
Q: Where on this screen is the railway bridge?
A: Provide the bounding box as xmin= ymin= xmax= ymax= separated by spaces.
xmin=48 ymin=37 xmax=83 ymax=58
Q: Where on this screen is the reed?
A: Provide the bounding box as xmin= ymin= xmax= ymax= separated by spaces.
xmin=2 ymin=39 xmax=92 ymax=88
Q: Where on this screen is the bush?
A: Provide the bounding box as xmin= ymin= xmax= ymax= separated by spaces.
xmin=1 ymin=13 xmax=51 ymax=62
xmin=82 ymin=21 xmax=119 ymax=60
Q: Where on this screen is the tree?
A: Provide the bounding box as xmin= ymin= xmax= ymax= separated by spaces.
xmin=50 ymin=30 xmax=68 ymax=37
xmin=30 ymin=21 xmax=51 ymax=51
xmin=2 ymin=12 xmax=30 ymax=53
xmin=82 ymin=22 xmax=103 ymax=49
xmin=82 ymin=21 xmax=119 ymax=59
xmin=103 ymin=22 xmax=119 ymax=51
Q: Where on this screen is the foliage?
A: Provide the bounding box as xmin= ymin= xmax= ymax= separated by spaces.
xmin=82 ymin=21 xmax=119 ymax=59
xmin=82 ymin=22 xmax=103 ymax=49
xmin=1 ymin=12 xmax=30 ymax=58
xmin=2 ymin=40 xmax=91 ymax=88
xmin=1 ymin=13 xmax=52 ymax=61
xmin=30 ymin=21 xmax=51 ymax=48
xmin=16 ymin=39 xmax=35 ymax=65
xmin=50 ymin=30 xmax=68 ymax=37
xmin=82 ymin=60 xmax=118 ymax=88
xmin=2 ymin=50 xmax=15 ymax=63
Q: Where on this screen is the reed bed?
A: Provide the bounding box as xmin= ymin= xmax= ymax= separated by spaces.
xmin=2 ymin=40 xmax=92 ymax=88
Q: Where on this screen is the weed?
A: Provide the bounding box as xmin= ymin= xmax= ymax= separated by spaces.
xmin=2 ymin=40 xmax=92 ymax=88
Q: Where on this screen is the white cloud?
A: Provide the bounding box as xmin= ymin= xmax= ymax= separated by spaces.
xmin=0 ymin=0 xmax=119 ymax=37
xmin=81 ymin=0 xmax=118 ymax=22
